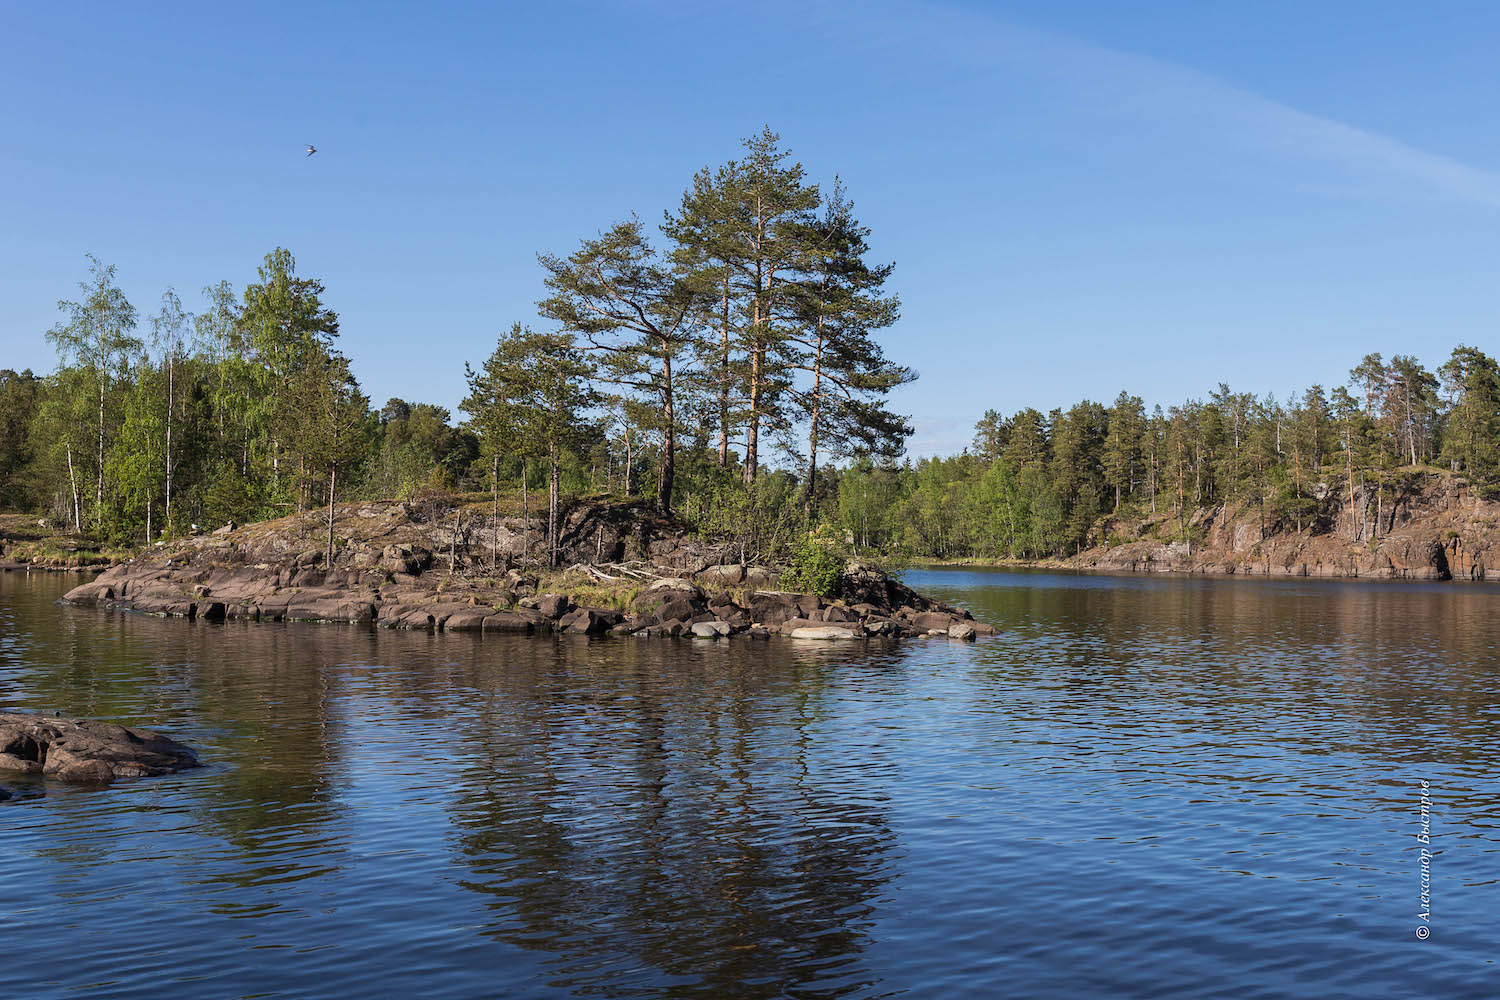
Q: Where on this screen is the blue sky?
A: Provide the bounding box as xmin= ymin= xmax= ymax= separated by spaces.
xmin=3 ymin=1 xmax=1497 ymax=456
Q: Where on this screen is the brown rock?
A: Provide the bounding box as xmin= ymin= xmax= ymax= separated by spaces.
xmin=536 ymin=593 xmax=571 ymax=618
xmin=442 ymin=610 xmax=489 ymax=631
xmin=482 ymin=612 xmax=536 ymax=633
xmin=0 ymin=712 xmax=199 ymax=784
xmin=743 ymin=566 xmax=780 ymax=587
xmin=698 ymin=564 xmax=746 ymax=586
xmin=747 ymin=592 xmax=800 ymax=626
xmin=911 ymin=611 xmax=959 ymax=632
xmin=565 ymin=608 xmax=625 ymax=634
xmin=380 ymin=605 xmax=437 ymax=629
xmin=285 ymin=597 xmax=376 ymax=622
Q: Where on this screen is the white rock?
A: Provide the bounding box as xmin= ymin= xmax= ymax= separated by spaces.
xmin=691 ymin=620 xmax=731 ymax=638
xmin=789 ymin=625 xmax=863 ymax=640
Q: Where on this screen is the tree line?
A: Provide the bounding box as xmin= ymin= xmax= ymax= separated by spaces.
xmin=9 ymin=127 xmax=1493 ymax=568
xmin=1 ymin=129 xmax=916 ymax=565
xmin=829 ymin=347 xmax=1500 ymax=560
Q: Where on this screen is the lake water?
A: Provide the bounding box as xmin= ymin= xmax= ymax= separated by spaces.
xmin=2 ymin=567 xmax=1495 ymax=998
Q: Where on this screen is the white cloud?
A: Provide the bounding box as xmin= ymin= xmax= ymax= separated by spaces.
xmin=839 ymin=2 xmax=1500 ymax=209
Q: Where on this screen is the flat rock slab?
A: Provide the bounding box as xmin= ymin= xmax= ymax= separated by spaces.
xmin=0 ymin=712 xmax=201 ymax=783
xmin=789 ymin=625 xmax=865 ymax=640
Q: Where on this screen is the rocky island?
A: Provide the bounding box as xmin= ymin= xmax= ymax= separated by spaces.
xmin=62 ymin=498 xmax=995 ymax=641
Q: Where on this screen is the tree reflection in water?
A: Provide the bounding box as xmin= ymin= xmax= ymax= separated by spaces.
xmin=446 ymin=637 xmax=902 ymax=999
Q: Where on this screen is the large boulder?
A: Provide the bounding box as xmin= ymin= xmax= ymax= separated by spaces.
xmin=441 ymin=608 xmax=489 ymax=631
xmin=697 ymin=564 xmax=746 ymax=586
xmin=632 ymin=578 xmax=706 ymax=623
xmin=482 ymin=611 xmax=538 ymax=633
xmin=0 ymin=713 xmax=200 ymax=783
xmin=747 ymin=592 xmax=801 ymax=626
xmin=909 ymin=611 xmax=961 ymax=632
xmin=535 ymin=593 xmax=571 ymax=618
xmin=691 ymin=620 xmax=731 ymax=638
xmin=560 ymin=608 xmax=625 ymax=634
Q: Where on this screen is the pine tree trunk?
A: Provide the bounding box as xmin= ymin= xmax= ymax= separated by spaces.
xmin=743 ymin=249 xmax=765 ymax=487
xmin=744 ymin=334 xmax=760 ymax=486
xmin=548 ymin=440 xmax=559 ymax=568
xmin=659 ymin=353 xmax=675 ymax=513
xmin=326 ymin=463 xmax=337 ymax=567
xmin=718 ymin=273 xmax=731 ymax=467
xmin=804 ymin=325 xmax=824 ymax=516
xmin=165 ymin=354 xmax=173 ymax=537
xmin=491 ymin=453 xmax=499 ymax=571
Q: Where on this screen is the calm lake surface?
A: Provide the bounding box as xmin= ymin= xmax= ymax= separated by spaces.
xmin=2 ymin=567 xmax=1496 ymax=998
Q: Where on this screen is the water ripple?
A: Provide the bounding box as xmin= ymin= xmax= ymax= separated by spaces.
xmin=1 ymin=569 xmax=1495 ymax=998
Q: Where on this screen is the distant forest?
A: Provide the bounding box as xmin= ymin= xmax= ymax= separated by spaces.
xmin=868 ymin=350 xmax=1497 ymax=560
xmin=3 ymin=128 xmax=1497 ymax=565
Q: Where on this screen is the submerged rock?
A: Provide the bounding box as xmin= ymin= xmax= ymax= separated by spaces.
xmin=0 ymin=712 xmax=201 ymax=783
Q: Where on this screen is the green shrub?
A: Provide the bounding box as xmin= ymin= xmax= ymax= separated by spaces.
xmin=781 ymin=531 xmax=843 ymax=597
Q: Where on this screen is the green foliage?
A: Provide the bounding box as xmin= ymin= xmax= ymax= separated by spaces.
xmin=780 ymin=528 xmax=844 ymax=598
xmin=682 ymin=467 xmax=807 ymax=564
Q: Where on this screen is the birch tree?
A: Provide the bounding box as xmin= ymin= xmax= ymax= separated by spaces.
xmin=45 ymin=255 xmax=141 ymax=532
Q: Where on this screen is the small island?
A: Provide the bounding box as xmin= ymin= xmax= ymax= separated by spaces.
xmin=63 ymin=497 xmax=994 ymax=641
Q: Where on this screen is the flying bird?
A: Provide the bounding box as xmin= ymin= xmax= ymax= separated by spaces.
xmin=305 ymin=144 xmax=317 ymax=157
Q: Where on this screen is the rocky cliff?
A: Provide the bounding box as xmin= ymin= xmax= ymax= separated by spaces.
xmin=1071 ymin=472 xmax=1500 ymax=580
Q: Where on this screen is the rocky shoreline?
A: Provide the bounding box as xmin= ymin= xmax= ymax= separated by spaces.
xmin=61 ymin=499 xmax=996 ymax=642
xmin=1067 ymin=473 xmax=1500 ymax=582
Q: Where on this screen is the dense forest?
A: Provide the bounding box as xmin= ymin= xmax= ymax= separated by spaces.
xmin=850 ymin=347 xmax=1499 ymax=560
xmin=4 ymin=129 xmax=1498 ymax=567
